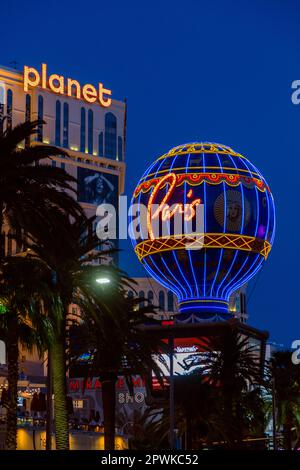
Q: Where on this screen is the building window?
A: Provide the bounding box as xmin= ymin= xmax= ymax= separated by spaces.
xmin=98 ymin=132 xmax=104 ymax=156
xmin=52 ymin=160 xmax=56 ymax=167
xmin=88 ymin=109 xmax=93 ymax=154
xmin=159 ymin=291 xmax=165 ymax=311
xmin=118 ymin=136 xmax=123 ymax=161
xmin=105 ymin=112 xmax=117 ymax=159
xmin=7 ymin=89 xmax=13 ymax=131
xmin=61 ymin=162 xmax=65 ymax=171
xmin=55 ymin=100 xmax=61 ymax=146
xmin=128 ymin=290 xmax=134 ymax=299
xmin=148 ymin=290 xmax=154 ymax=305
xmin=37 ymin=95 xmax=43 ymax=141
xmin=25 ymin=94 xmax=31 ymax=122
xmin=80 ymin=107 xmax=86 ymax=152
xmin=63 ymin=102 xmax=69 ymax=148
xmin=25 ymin=94 xmax=31 ymax=146
xmin=167 ymin=291 xmax=174 ymax=312
xmin=118 ymin=137 xmax=123 ymax=162
xmin=139 ymin=290 xmax=145 ymax=308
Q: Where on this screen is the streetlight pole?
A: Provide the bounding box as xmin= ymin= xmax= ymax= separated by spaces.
xmin=46 ymin=350 xmax=53 ymax=450
xmin=169 ymin=335 xmax=175 ymax=450
xmin=272 ymin=376 xmax=277 ymax=450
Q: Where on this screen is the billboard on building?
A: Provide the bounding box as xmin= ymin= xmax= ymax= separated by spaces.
xmin=77 ymin=168 xmax=118 ymax=207
xmin=77 ymin=168 xmax=119 ymax=263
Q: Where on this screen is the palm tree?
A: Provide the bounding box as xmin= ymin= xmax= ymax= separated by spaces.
xmin=70 ymin=295 xmax=167 ymax=450
xmin=174 ymin=374 xmax=221 ymax=449
xmin=143 ymin=331 xmax=267 ymax=450
xmin=0 ymin=255 xmax=57 ymax=449
xmin=146 ymin=375 xmax=217 ymax=450
xmin=0 ymin=119 xmax=85 ymax=242
xmin=0 ymin=119 xmax=87 ymax=449
xmin=23 ymin=213 xmax=130 ymax=450
xmin=197 ymin=331 xmax=265 ymax=447
xmin=116 ymin=407 xmax=170 ymax=450
xmin=269 ymin=351 xmax=300 ymax=450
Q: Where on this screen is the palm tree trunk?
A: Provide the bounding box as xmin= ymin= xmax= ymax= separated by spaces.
xmin=223 ymin=381 xmax=238 ymax=448
xmin=284 ymin=416 xmax=293 ymax=450
xmin=5 ymin=316 xmax=19 ymax=450
xmin=51 ymin=335 xmax=69 ymax=450
xmin=102 ymin=378 xmax=116 ymax=450
xmin=46 ymin=350 xmax=53 ymax=450
xmin=185 ymin=412 xmax=193 ymax=449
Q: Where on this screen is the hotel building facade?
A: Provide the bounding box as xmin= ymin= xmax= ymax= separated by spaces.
xmin=0 ymin=64 xmax=126 ymax=225
xmin=0 ymin=63 xmax=126 ymax=401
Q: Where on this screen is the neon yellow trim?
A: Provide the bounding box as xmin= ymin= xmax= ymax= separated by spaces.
xmin=141 ymin=166 xmax=259 ymax=181
xmin=135 ymin=233 xmax=271 ymax=261
xmin=156 ymin=142 xmax=248 ymax=161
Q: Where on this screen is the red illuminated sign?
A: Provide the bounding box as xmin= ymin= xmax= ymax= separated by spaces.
xmin=147 ymin=173 xmax=201 ymax=241
xmin=69 ymin=376 xmax=145 ymax=392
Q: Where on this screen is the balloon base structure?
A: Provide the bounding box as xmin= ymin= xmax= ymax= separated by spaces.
xmin=178 ymin=299 xmax=233 ymax=322
xmin=146 ymin=318 xmax=270 ymax=399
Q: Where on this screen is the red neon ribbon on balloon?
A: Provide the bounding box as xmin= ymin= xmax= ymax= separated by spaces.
xmin=147 ymin=173 xmax=201 ymax=241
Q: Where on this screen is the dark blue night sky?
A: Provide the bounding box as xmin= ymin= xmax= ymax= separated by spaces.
xmin=2 ymin=0 xmax=300 ymax=346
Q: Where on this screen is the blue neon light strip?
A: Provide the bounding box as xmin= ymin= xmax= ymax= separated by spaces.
xmin=180 ymin=305 xmax=229 ymax=312
xmin=220 ymin=155 xmax=263 ymax=299
xmin=225 ymin=255 xmax=262 ymax=298
xmin=209 ymin=151 xmax=226 ymax=297
xmin=270 ymin=192 xmax=276 ymax=245
xmin=168 ymin=153 xmax=193 ymax=297
xmin=221 ymin=153 xmax=274 ymax=297
xmin=145 ymin=256 xmax=183 ymax=299
xmin=185 ymin=152 xmax=200 ymax=298
xmin=139 ymin=157 xmax=161 ymax=183
xmin=227 ymin=255 xmax=263 ymax=297
xmin=179 ymin=297 xmax=228 ymax=303
xmin=202 ymin=152 xmax=207 ymax=297
xmin=264 ymin=185 xmax=271 ymax=244
xmin=134 ymin=156 xmax=160 ymax=244
xmin=145 ymin=160 xmax=187 ymax=297
xmin=160 ymin=256 xmax=188 ymax=299
xmin=216 ymin=153 xmax=245 ymax=298
xmin=221 ymin=204 xmax=261 ymax=297
xmin=242 ymin=157 xmax=274 ymax=245
xmin=221 ymin=254 xmax=249 ymax=299
xmin=240 ymin=156 xmax=260 ymax=236
xmin=137 ymin=152 xmax=193 ymax=301
xmin=136 ymin=157 xmax=186 ymax=299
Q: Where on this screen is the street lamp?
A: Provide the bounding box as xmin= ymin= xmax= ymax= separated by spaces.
xmin=272 ymin=376 xmax=277 ymax=450
xmin=169 ymin=334 xmax=175 ymax=450
xmin=95 ymin=277 xmax=111 ymax=285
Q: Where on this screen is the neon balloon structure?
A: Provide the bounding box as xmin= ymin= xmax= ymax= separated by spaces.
xmin=130 ymin=142 xmax=275 ymax=321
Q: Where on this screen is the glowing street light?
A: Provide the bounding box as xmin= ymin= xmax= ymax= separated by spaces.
xmin=95 ymin=277 xmax=111 ymax=285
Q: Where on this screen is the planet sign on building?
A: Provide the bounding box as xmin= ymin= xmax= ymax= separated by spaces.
xmin=131 ymin=142 xmax=275 ymax=321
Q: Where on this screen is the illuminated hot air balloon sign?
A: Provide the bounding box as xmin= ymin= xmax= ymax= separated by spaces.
xmin=130 ymin=142 xmax=275 ymax=321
